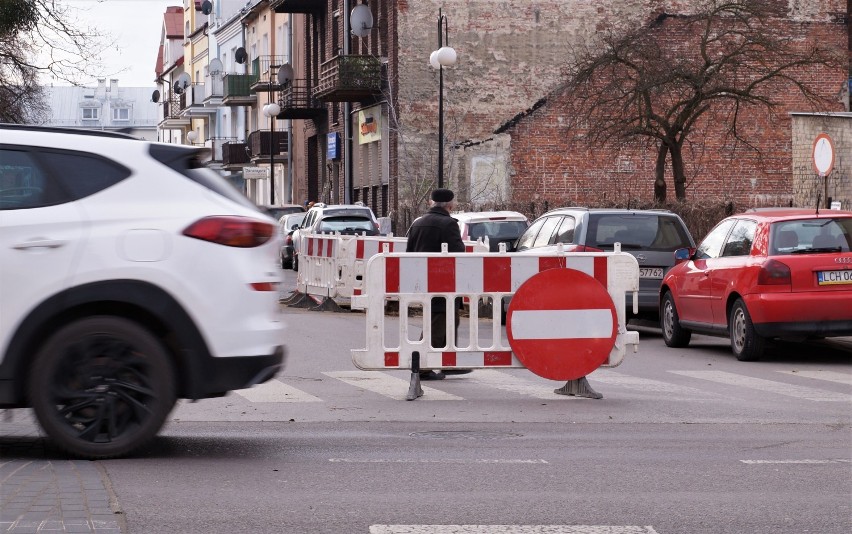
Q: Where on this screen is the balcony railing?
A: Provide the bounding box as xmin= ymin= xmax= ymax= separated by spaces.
xmin=207 ymin=137 xmax=238 ymax=162
xmin=270 ymin=0 xmax=323 ymax=13
xmin=315 ymin=55 xmax=382 ymax=102
xmin=251 ymin=55 xmax=289 ymax=92
xmin=247 ymin=130 xmax=288 ymax=159
xmin=222 ymin=74 xmax=257 ymax=104
xmin=180 ymin=83 xmax=205 ymax=109
xmin=160 ymin=98 xmax=183 ymax=121
xmin=222 ymin=141 xmax=250 ymax=165
xmin=205 ymin=75 xmax=223 ymax=100
xmin=277 ymin=80 xmax=325 ymax=119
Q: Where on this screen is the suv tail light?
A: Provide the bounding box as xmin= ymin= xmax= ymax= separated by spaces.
xmin=183 ymin=216 xmax=275 ymax=248
xmin=758 ymin=259 xmax=791 ymax=286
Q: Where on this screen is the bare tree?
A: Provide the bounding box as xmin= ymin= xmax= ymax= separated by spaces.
xmin=562 ymin=0 xmax=843 ymax=201
xmin=1 ymin=0 xmax=113 ymax=123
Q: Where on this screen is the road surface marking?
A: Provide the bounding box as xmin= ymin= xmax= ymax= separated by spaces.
xmin=740 ymin=459 xmax=850 ymax=464
xmin=669 ymin=370 xmax=852 ymax=402
xmin=589 ymin=370 xmax=718 ymax=398
xmin=234 ymin=379 xmax=322 ymax=402
xmin=323 ymin=371 xmax=464 ymax=400
xmin=777 ymin=370 xmax=852 ymax=386
xmin=369 ymin=526 xmax=660 ymax=534
xmin=466 ymin=370 xmax=577 ymax=399
xmin=329 ymin=459 xmax=548 ymax=464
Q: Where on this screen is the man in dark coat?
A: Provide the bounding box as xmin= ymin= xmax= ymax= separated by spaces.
xmin=406 ymin=188 xmax=471 ymax=380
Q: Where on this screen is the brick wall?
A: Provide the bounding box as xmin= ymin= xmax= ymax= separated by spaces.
xmin=395 ymin=0 xmax=849 ymax=220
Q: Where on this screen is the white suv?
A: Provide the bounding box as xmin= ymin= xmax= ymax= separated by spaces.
xmin=0 ymin=125 xmax=286 ymax=458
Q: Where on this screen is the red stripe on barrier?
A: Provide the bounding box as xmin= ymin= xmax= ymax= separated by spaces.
xmin=428 ymin=257 xmax=455 ymax=292
xmin=594 ymin=256 xmax=607 ymax=286
xmin=442 ymin=352 xmax=456 ymax=366
xmin=539 ymin=256 xmax=566 ymax=272
xmin=326 ymin=238 xmax=333 ymax=257
xmin=465 ymin=245 xmax=474 ymax=252
xmin=356 ymin=239 xmax=365 ymax=259
xmin=386 ymin=257 xmax=400 ymax=293
xmin=484 ymin=351 xmax=513 ymax=366
xmin=307 ymin=238 xmax=314 ymax=256
xmin=354 ymin=288 xmax=361 ymax=296
xmin=385 ymin=352 xmax=399 ymax=366
xmin=484 ymin=256 xmax=512 ymax=292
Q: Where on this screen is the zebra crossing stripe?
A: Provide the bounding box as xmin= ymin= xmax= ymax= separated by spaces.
xmin=234 ymin=380 xmax=322 ymax=403
xmin=369 ymin=526 xmax=660 ymax=534
xmin=589 ymin=370 xmax=719 ymax=398
xmin=466 ymin=370 xmax=579 ymax=399
xmin=777 ymin=370 xmax=852 ymax=386
xmin=323 ymin=371 xmax=464 ymax=401
xmin=669 ymin=370 xmax=852 ymax=402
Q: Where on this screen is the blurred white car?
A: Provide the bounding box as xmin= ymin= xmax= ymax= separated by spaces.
xmin=453 ymin=211 xmax=530 ymax=252
xmin=0 ymin=124 xmax=286 ymax=458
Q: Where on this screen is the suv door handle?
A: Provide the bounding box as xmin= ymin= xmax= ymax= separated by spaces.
xmin=13 ymin=239 xmax=67 ymax=250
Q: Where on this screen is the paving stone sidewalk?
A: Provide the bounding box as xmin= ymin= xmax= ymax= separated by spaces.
xmin=0 ymin=410 xmax=126 ymax=533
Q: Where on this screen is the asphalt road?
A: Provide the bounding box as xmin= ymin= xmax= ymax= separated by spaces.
xmin=2 ymin=269 xmax=850 ymax=534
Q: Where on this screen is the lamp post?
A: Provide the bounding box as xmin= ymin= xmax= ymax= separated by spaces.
xmin=262 ymin=99 xmax=280 ymax=206
xmin=429 ymin=8 xmax=457 ymax=189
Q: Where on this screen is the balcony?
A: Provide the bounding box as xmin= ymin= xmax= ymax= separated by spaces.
xmin=222 ymin=141 xmax=250 ymax=166
xmin=206 ymin=137 xmax=238 ymax=163
xmin=180 ymin=84 xmax=215 ymax=116
xmin=270 ymin=0 xmax=323 ymax=14
xmin=277 ymin=80 xmax=325 ymax=120
xmin=222 ymin=74 xmax=257 ymax=105
xmin=315 ymin=55 xmax=382 ymax=102
xmin=159 ymin=97 xmax=190 ymax=128
xmin=204 ymin=75 xmax=224 ymax=105
xmin=251 ymin=55 xmax=289 ymax=92
xmin=247 ymin=130 xmax=288 ymax=160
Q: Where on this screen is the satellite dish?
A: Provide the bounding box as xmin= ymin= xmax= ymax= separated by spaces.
xmin=209 ymin=58 xmax=223 ymax=77
xmin=277 ymin=63 xmax=293 ymax=86
xmin=151 ymin=89 xmax=160 ymax=103
xmin=350 ymin=4 xmax=373 ymax=38
xmin=235 ymin=47 xmax=248 ymax=64
xmin=174 ymin=81 xmax=184 ymax=95
xmin=201 ymin=1 xmax=213 ymax=15
xmin=176 ymin=72 xmax=191 ymax=91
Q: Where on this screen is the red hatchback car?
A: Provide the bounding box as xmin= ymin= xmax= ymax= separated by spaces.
xmin=660 ymin=208 xmax=852 ymax=361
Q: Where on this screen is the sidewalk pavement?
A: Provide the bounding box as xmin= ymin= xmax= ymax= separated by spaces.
xmin=0 ymin=410 xmax=125 ymax=533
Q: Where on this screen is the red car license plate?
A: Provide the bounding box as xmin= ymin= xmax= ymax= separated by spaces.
xmin=817 ymin=270 xmax=852 ymax=285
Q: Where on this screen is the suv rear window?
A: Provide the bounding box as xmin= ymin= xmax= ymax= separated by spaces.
xmin=149 ymin=144 xmax=257 ymax=210
xmin=318 ymin=216 xmax=377 ymax=235
xmin=588 ymin=214 xmax=691 ymax=251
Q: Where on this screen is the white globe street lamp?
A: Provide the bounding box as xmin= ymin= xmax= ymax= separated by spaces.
xmin=430 ymin=9 xmax=457 ymax=189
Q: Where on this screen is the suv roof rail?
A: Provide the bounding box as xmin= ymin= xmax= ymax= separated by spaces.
xmin=0 ymin=123 xmax=142 ymax=140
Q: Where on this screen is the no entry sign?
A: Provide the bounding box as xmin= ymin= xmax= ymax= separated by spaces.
xmin=506 ymin=268 xmax=617 ymax=380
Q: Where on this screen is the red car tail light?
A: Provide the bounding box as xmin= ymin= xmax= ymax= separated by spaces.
xmin=183 ymin=216 xmax=275 ymax=248
xmin=758 ymin=259 xmax=792 ymax=286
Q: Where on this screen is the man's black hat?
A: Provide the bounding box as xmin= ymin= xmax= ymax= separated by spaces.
xmin=431 ymin=188 xmax=454 ymax=202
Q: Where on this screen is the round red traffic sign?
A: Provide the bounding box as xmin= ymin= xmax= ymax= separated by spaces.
xmin=506 ymin=268 xmax=617 ymax=380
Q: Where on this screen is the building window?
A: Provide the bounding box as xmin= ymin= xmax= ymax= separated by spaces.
xmin=81 ymin=108 xmax=99 ymax=120
xmin=112 ymin=108 xmax=129 ymax=121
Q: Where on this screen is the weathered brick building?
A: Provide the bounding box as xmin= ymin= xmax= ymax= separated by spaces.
xmin=279 ymin=0 xmax=849 ymax=231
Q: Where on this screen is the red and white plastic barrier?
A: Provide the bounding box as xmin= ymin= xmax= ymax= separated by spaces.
xmin=351 ymin=244 xmax=640 ymax=379
xmin=295 ymin=233 xmax=489 ymax=301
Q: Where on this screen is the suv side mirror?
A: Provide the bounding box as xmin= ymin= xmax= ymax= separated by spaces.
xmin=674 ymin=247 xmax=694 ymax=264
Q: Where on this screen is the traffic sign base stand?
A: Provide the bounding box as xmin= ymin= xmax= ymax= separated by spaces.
xmin=286 ymin=292 xmax=314 ymax=309
xmin=310 ymin=294 xmax=346 ymax=313
xmin=280 ymin=290 xmax=304 ymax=305
xmin=554 ymin=376 xmax=603 ymax=399
xmin=406 ymin=351 xmax=424 ymax=401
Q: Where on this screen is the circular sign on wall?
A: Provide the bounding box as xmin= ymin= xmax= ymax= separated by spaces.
xmin=506 ymin=268 xmax=617 ymax=381
xmin=812 ymin=133 xmax=835 ymax=177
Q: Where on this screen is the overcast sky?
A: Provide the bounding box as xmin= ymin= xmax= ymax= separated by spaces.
xmin=52 ymin=0 xmax=177 ymax=87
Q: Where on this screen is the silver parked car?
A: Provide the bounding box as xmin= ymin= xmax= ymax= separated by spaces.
xmin=515 ymin=207 xmax=695 ymax=320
